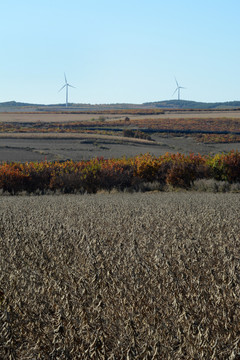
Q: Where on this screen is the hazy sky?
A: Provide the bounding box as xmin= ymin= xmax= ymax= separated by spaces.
xmin=1 ymin=0 xmax=240 ymax=104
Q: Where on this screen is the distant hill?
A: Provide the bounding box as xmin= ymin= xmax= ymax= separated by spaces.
xmin=143 ymin=100 xmax=240 ymax=110
xmin=0 ymin=101 xmax=40 ymax=107
xmin=1 ymin=99 xmax=240 ymax=111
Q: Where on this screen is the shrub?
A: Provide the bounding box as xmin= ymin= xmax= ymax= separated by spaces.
xmin=0 ymin=151 xmax=239 ymax=194
xmin=123 ymin=129 xmax=153 ymax=141
xmin=123 ymin=129 xmax=135 ymax=138
xmin=208 ymin=151 xmax=240 ymax=183
xmin=98 ymin=164 xmax=135 ymax=191
xmin=0 ymin=167 xmax=29 ymax=194
xmin=98 ymin=116 xmax=106 ymax=122
xmin=166 ymin=162 xmax=196 ymax=188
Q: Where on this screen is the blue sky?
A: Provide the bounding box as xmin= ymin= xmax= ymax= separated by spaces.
xmin=1 ymin=0 xmax=240 ymax=104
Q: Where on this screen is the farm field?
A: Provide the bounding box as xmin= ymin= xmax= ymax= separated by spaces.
xmin=2 ymin=135 xmax=240 ymax=162
xmin=1 ymin=192 xmax=240 ymax=358
xmin=1 ymin=109 xmax=240 ymax=122
xmin=1 ymin=110 xmax=240 ymax=161
xmin=0 ymin=135 xmax=159 ymax=162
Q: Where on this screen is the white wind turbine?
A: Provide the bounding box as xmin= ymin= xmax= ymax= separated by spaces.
xmin=59 ymin=73 xmax=76 ymax=107
xmin=172 ymin=77 xmax=186 ymax=100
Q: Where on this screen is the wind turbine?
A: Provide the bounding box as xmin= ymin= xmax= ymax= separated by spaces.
xmin=172 ymin=77 xmax=186 ymax=100
xmin=59 ymin=73 xmax=75 ymax=107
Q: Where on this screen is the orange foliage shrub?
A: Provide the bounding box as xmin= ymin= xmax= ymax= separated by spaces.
xmin=0 ymin=151 xmax=239 ymax=194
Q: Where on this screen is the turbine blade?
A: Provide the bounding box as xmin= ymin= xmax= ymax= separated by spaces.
xmin=64 ymin=73 xmax=67 ymax=84
xmin=68 ymin=84 xmax=76 ymax=89
xmin=174 ymin=77 xmax=179 ymax=87
xmin=58 ymin=84 xmax=66 ymax=92
xmin=172 ymin=88 xmax=178 ymax=96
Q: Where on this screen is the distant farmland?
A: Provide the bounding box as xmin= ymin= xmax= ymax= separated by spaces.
xmin=0 ymin=109 xmax=240 ymax=161
xmin=1 ymin=109 xmax=240 ymax=122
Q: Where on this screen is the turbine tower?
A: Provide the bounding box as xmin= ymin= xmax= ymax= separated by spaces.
xmin=59 ymin=73 xmax=75 ymax=107
xmin=172 ymin=77 xmax=186 ymax=100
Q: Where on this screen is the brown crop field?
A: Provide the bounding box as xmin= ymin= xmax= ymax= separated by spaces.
xmin=1 ymin=192 xmax=240 ymax=358
xmin=1 ymin=109 xmax=240 ymax=123
xmin=0 ymin=112 xmax=125 ymax=123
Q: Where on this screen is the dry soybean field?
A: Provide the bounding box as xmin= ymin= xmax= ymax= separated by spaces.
xmin=1 ymin=192 xmax=240 ymax=359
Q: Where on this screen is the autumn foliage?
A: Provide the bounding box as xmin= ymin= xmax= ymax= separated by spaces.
xmin=1 ymin=115 xmax=240 ymax=143
xmin=0 ymin=151 xmax=239 ymax=194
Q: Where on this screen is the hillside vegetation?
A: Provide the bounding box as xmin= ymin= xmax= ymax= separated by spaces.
xmin=1 ymin=99 xmax=240 ymax=110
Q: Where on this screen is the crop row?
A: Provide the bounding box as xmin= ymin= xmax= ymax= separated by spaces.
xmin=194 ymin=133 xmax=240 ymax=143
xmin=0 ymin=151 xmax=239 ymax=194
xmin=133 ymin=117 xmax=240 ymax=132
xmin=1 ymin=117 xmax=240 ymax=133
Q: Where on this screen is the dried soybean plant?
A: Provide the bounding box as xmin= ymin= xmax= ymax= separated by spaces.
xmin=0 ymin=192 xmax=240 ymax=359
